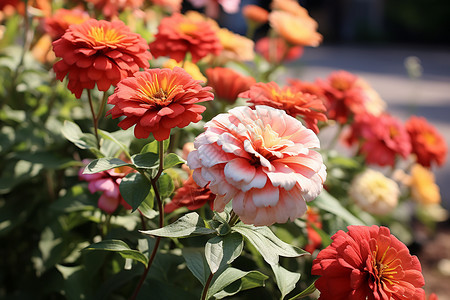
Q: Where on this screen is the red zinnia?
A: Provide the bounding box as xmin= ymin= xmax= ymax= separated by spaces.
xmin=317 ymin=70 xmax=367 ymax=124
xmin=106 ymin=67 xmax=214 ymax=141
xmin=239 ymin=81 xmax=327 ymax=133
xmin=405 ymin=116 xmax=447 ymax=168
xmin=347 ymin=113 xmax=411 ymax=167
xmin=53 ymin=19 xmax=151 ymax=98
xmin=206 ymin=67 xmax=256 ymax=104
xmin=149 ymin=13 xmax=222 ymax=63
xmin=312 ymin=225 xmax=425 ymax=300
xmin=304 ymin=208 xmax=322 ymax=254
xmin=165 ymin=175 xmax=215 ymax=213
xmin=255 ymin=37 xmax=304 ymax=64
xmin=44 ymin=8 xmax=91 ymax=41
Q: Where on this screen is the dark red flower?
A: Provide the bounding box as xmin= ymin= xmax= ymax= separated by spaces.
xmin=165 ymin=175 xmax=215 ymax=213
xmin=206 ymin=67 xmax=256 ymax=104
xmin=149 ymin=13 xmax=222 ymax=63
xmin=347 ymin=113 xmax=411 ymax=167
xmin=53 ymin=19 xmax=151 ymax=98
xmin=239 ymin=81 xmax=327 ymax=133
xmin=312 ymin=225 xmax=425 ymax=300
xmin=106 ymin=67 xmax=214 ymax=141
xmin=405 ymin=116 xmax=447 ymax=168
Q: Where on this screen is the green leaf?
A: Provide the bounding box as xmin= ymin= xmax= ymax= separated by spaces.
xmin=140 ymin=138 xmax=170 ymax=154
xmin=163 ymin=153 xmax=186 ymax=169
xmin=182 ymin=248 xmax=210 ymax=285
xmin=140 ymin=212 xmax=215 ymax=238
xmin=314 ymin=190 xmax=365 ymax=226
xmin=208 ymin=268 xmax=268 ymax=299
xmin=232 ymin=224 xmax=308 ymax=265
xmin=205 ymin=233 xmax=244 ymax=274
xmin=131 ymin=152 xmax=159 ymax=169
xmin=82 ymin=240 xmax=148 ymax=267
xmin=83 ymin=158 xmax=132 ymax=174
xmin=271 ymin=264 xmax=301 ymax=299
xmin=119 ymin=173 xmax=151 ymax=212
xmin=156 ymin=173 xmax=174 ymax=199
xmin=97 ymin=129 xmax=131 ymax=158
xmin=288 ymin=280 xmax=317 ymax=300
xmin=138 ymin=189 xmax=155 ymax=219
xmin=61 ymin=120 xmax=97 ymax=150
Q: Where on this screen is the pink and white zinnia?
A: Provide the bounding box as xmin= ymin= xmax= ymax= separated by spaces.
xmin=187 ymin=105 xmax=326 ymax=226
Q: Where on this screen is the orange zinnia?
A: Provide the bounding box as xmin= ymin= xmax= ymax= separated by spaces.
xmin=86 ymin=0 xmax=144 ymax=18
xmin=149 ymin=13 xmax=222 ymax=63
xmin=405 ymin=116 xmax=447 ymax=168
xmin=106 ymin=68 xmax=214 ymax=141
xmin=53 ymin=19 xmax=151 ymax=99
xmin=206 ymin=67 xmax=256 ymax=104
xmin=271 ymin=0 xmax=309 ymax=17
xmin=239 ymin=81 xmax=327 ymax=133
xmin=242 ymin=4 xmax=269 ymax=24
xmin=44 ymin=8 xmax=91 ymax=40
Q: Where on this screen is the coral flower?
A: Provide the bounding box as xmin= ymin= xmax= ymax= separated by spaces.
xmin=405 ymin=116 xmax=447 ymax=168
xmin=239 ymin=82 xmax=327 ymax=133
xmin=409 ymin=164 xmax=441 ymax=205
xmin=305 ymin=207 xmax=322 ymax=254
xmin=214 ymin=28 xmax=255 ymax=63
xmin=165 ymin=175 xmax=215 ymax=213
xmin=53 ymin=19 xmax=151 ymax=99
xmin=255 ymin=37 xmax=304 ymax=64
xmin=347 ymin=113 xmax=411 ymax=167
xmin=316 ymin=70 xmax=367 ymax=124
xmin=288 ymin=78 xmax=327 ymax=102
xmin=312 ymin=225 xmax=425 ymax=300
xmin=86 ymin=0 xmax=144 ymax=18
xmin=44 ymin=8 xmax=91 ymax=40
xmin=206 ymin=67 xmax=256 ymax=104
xmin=149 ymin=13 xmax=222 ymax=63
xmin=243 ymin=4 xmax=269 ymax=24
xmin=187 ymin=105 xmax=327 ymax=226
xmin=79 ymin=160 xmax=132 ymax=213
xmin=269 ymin=11 xmax=322 ymax=47
xmin=106 ymin=67 xmax=214 ymax=141
xmin=349 ymin=169 xmax=399 ymax=215
xmin=163 ymin=58 xmax=206 ymax=82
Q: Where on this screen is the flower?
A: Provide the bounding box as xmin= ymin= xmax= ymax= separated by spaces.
xmin=149 ymin=13 xmax=222 ymax=63
xmin=305 ymin=207 xmax=322 ymax=254
xmin=242 ymin=4 xmax=269 ymax=24
xmin=357 ymin=78 xmax=386 ymax=117
xmin=213 ymin=28 xmax=255 ymax=63
xmin=150 ymin=0 xmax=182 ymax=13
xmin=349 ymin=169 xmax=399 ymax=215
xmin=53 ymin=19 xmax=151 ymax=99
xmin=269 ymin=10 xmax=322 ymax=47
xmin=312 ymin=225 xmax=425 ymax=300
xmin=347 ymin=113 xmax=411 ymax=167
xmin=44 ymin=8 xmax=91 ymax=40
xmin=86 ymin=0 xmax=144 ymax=18
xmin=206 ymin=67 xmax=256 ymax=104
xmin=187 ymin=105 xmax=326 ymax=226
xmin=79 ymin=160 xmax=132 ymax=213
xmin=288 ymin=78 xmax=327 ymax=103
xmin=165 ymin=175 xmax=215 ymax=213
xmin=188 ymin=0 xmax=240 ymax=18
xmin=271 ymin=0 xmax=309 ymax=17
xmin=428 ymin=293 xmax=439 ymax=300
xmin=239 ymin=82 xmax=327 ymax=133
xmin=405 ymin=116 xmax=447 ymax=168
xmin=255 ymin=37 xmax=304 ymax=64
xmin=106 ymin=67 xmax=214 ymax=141
xmin=409 ymin=164 xmax=441 ymax=205
xmin=316 ymin=70 xmax=367 ymax=124
xmin=163 ymin=58 xmax=207 ymax=82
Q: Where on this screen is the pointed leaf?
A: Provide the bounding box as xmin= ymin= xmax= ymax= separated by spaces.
xmin=205 ymin=233 xmax=244 ymax=274
xmin=163 ymin=153 xmax=186 ymax=169
xmin=82 ymin=240 xmax=148 ymax=266
xmin=156 ymin=173 xmax=174 ymax=198
xmin=233 ymin=224 xmax=308 ymax=265
xmin=132 ymin=152 xmax=159 ymax=169
xmin=98 ymin=129 xmax=131 ymax=158
xmin=288 ymin=280 xmax=317 ymax=300
xmin=271 ymin=264 xmax=301 ymax=299
xmin=182 ymin=248 xmax=210 ymax=285
xmin=83 ymin=158 xmax=132 ymax=174
xmin=119 ymin=173 xmax=151 ymax=212
xmin=314 ymin=190 xmax=365 ymax=225
xmin=61 ymin=120 xmax=97 ymax=150
xmin=140 ymin=138 xmax=170 ymax=154
xmin=140 ymin=212 xmax=215 ymax=238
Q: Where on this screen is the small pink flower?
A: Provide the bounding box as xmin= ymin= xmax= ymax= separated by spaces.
xmin=79 ymin=160 xmax=132 ymax=213
xmin=187 ymin=105 xmax=326 ymax=226
xmin=188 ymin=0 xmax=240 ymax=18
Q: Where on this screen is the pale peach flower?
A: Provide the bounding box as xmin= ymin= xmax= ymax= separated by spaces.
xmin=163 ymin=58 xmax=207 ymax=82
xmin=356 ymin=78 xmax=386 ymax=116
xmin=409 ymin=164 xmax=441 ymax=205
xmin=271 ymin=0 xmax=309 ymax=17
xmin=187 ymin=105 xmax=326 ymax=226
xmin=215 ymin=28 xmax=254 ymax=62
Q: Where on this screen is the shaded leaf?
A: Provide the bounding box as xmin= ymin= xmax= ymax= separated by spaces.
xmin=205 ymin=233 xmax=243 ymax=274
xmin=271 ymin=264 xmax=301 ymax=299
xmin=83 ymin=158 xmax=132 ymax=174
xmin=163 ymin=153 xmax=186 ymax=169
xmin=61 ymin=120 xmax=97 ymax=150
xmin=208 ymin=268 xmax=268 ymax=299
xmin=140 ymin=138 xmax=170 ymax=154
xmin=82 ymin=240 xmax=148 ymax=266
xmin=314 ymin=190 xmax=365 ymax=226
xmin=288 ymin=280 xmax=317 ymax=300
xmin=156 ymin=173 xmax=174 ymax=199
xmin=182 ymin=248 xmax=210 ymax=285
xmin=132 ymin=152 xmax=159 ymax=169
xmin=119 ymin=173 xmax=151 ymax=212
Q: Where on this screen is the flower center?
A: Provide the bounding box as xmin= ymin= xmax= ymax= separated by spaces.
xmin=331 ymin=77 xmax=352 ymax=91
xmin=136 ymin=75 xmax=180 ymax=106
xmin=178 ymin=22 xmax=198 ymax=36
xmin=370 ymin=245 xmax=400 ymax=287
xmin=422 ymin=131 xmax=437 ymax=145
xmin=88 ymin=26 xmax=125 ymax=45
xmin=62 ymin=14 xmax=87 ymax=26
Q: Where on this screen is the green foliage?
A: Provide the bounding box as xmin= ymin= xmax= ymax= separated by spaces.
xmin=82 ymin=240 xmax=149 ymax=267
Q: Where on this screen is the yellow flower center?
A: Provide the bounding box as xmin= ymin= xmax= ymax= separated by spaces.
xmin=62 ymin=14 xmax=87 ymax=25
xmin=422 ymin=131 xmax=437 ymax=145
xmin=88 ymin=26 xmax=125 ymax=45
xmin=178 ymin=22 xmax=198 ymax=36
xmin=136 ymin=75 xmax=180 ymax=106
xmin=331 ymin=78 xmax=351 ymax=91
xmin=371 ymin=245 xmax=400 ymax=286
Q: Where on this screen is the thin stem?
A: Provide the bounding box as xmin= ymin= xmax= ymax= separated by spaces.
xmin=96 ymin=91 xmax=109 ymax=121
xmin=87 ymin=90 xmax=100 ymax=149
xmin=229 ymin=210 xmax=240 ymax=227
xmin=326 ymin=123 xmax=344 ymax=150
xmin=129 ymin=141 xmax=166 ymax=300
xmin=201 ymin=272 xmax=215 ymax=300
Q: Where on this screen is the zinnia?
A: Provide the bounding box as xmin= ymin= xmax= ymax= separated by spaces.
xmin=149 ymin=13 xmax=222 ymax=63
xmin=85 ymin=0 xmax=144 ymax=18
xmin=405 ymin=116 xmax=447 ymax=168
xmin=239 ymin=82 xmax=327 ymax=133
xmin=242 ymin=4 xmax=269 ymax=24
xmin=349 ymin=169 xmax=399 ymax=215
xmin=188 ymin=0 xmax=240 ymax=18
xmin=187 ymin=105 xmax=327 ymax=226
xmin=409 ymin=164 xmax=441 ymax=205
xmin=206 ymin=67 xmax=256 ymax=104
xmin=53 ymin=19 xmax=151 ymax=98
xmin=106 ymin=67 xmax=214 ymax=141
xmin=255 ymin=37 xmax=304 ymax=64
xmin=79 ymin=160 xmax=132 ymax=213
xmin=312 ymin=225 xmax=425 ymax=300
xmin=44 ymin=8 xmax=91 ymax=41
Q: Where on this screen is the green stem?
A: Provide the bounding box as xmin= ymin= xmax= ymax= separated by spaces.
xmin=87 ymin=90 xmax=100 ymax=149
xmin=129 ymin=141 xmax=165 ymax=300
xmin=96 ymin=91 xmax=109 ymax=121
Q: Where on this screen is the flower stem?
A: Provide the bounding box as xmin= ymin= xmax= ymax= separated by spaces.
xmin=201 ymin=272 xmax=215 ymax=300
xmin=129 ymin=141 xmax=165 ymax=300
xmin=96 ymin=91 xmax=109 ymax=121
xmin=87 ymin=89 xmax=101 ymax=149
